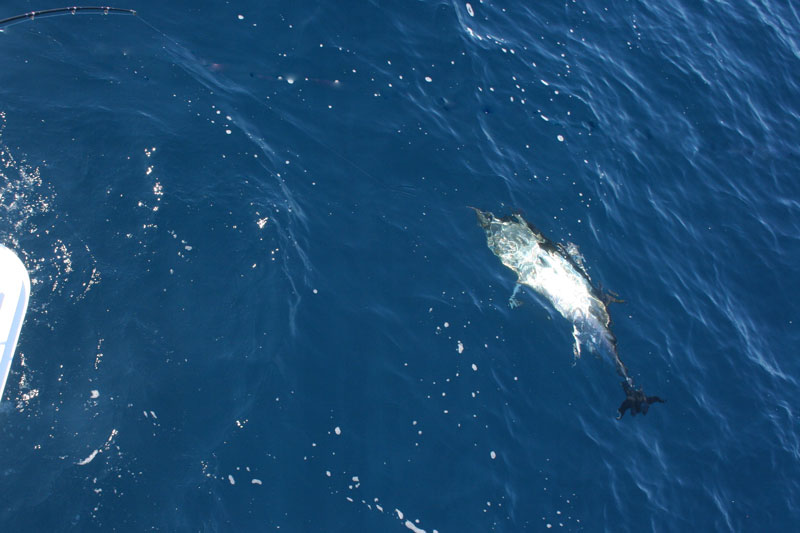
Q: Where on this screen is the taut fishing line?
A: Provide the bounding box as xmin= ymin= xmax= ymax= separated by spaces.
xmin=0 ymin=6 xmax=137 ymax=29
xmin=0 ymin=5 xmax=387 ymax=188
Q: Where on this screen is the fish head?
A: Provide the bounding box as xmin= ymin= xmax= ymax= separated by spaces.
xmin=468 ymin=206 xmax=493 ymax=229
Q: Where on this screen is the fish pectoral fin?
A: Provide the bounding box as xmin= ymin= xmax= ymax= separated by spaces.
xmin=508 ymin=284 xmax=524 ymax=309
xmin=603 ymin=289 xmax=625 ymax=305
xmin=571 ymin=326 xmax=582 ymax=361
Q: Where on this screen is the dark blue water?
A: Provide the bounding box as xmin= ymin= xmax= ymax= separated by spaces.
xmin=1 ymin=0 xmax=798 ymax=530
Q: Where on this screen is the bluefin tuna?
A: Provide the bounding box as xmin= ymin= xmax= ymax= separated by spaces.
xmin=472 ymin=208 xmax=663 ymax=418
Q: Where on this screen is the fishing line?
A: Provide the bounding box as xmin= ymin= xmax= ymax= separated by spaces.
xmin=0 ymin=6 xmax=136 ymax=29
xmin=0 ymin=5 xmax=388 ymax=188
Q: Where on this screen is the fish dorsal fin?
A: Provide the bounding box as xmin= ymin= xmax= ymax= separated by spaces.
xmin=559 ymin=242 xmax=589 ymax=277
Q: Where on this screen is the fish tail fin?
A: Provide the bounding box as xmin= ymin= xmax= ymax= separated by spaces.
xmin=616 ymin=381 xmax=665 ymax=419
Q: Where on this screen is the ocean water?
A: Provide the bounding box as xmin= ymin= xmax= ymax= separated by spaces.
xmin=0 ymin=0 xmax=798 ymax=531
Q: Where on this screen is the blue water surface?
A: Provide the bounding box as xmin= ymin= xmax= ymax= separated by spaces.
xmin=1 ymin=0 xmax=799 ymax=531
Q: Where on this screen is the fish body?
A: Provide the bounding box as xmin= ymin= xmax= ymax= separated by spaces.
xmin=474 ymin=208 xmax=617 ymax=362
xmin=472 ymin=208 xmax=663 ymax=418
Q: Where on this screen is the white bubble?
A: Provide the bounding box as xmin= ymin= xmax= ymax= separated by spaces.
xmin=404 ymin=520 xmax=426 ymax=533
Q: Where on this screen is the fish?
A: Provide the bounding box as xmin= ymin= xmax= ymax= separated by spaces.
xmin=471 ymin=207 xmax=664 ymax=418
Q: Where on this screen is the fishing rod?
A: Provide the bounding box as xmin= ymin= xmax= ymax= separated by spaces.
xmin=0 ymin=6 xmax=136 ymax=30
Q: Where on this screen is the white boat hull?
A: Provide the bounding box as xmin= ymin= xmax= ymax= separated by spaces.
xmin=0 ymin=245 xmax=30 ymax=400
